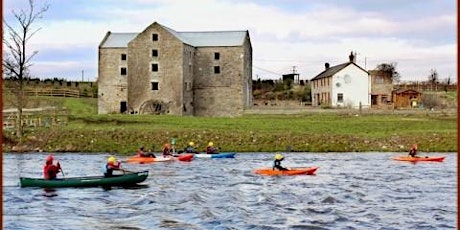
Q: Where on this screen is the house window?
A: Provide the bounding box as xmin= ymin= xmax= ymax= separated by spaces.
xmin=214 ymin=52 xmax=220 ymax=60
xmin=152 ymin=33 xmax=158 ymax=41
xmin=152 ymin=49 xmax=158 ymax=57
xmin=121 ymin=54 xmax=127 ymax=61
xmin=214 ymin=66 xmax=220 ymax=74
xmin=151 ymin=64 xmax=158 ymax=72
xmin=121 ymin=67 xmax=127 ymax=75
xmin=376 ymin=76 xmax=384 ymax=84
xmin=151 ymin=82 xmax=159 ymax=90
xmin=337 ymin=93 xmax=343 ymax=103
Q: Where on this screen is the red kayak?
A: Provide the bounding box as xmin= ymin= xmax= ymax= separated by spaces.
xmin=392 ymin=156 xmax=445 ymax=162
xmin=127 ymin=154 xmax=194 ymax=163
xmin=254 ymin=166 xmax=318 ymax=176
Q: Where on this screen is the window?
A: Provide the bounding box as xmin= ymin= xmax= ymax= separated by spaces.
xmin=214 ymin=52 xmax=220 ymax=60
xmin=151 ymin=82 xmax=159 ymax=90
xmin=151 ymin=64 xmax=158 ymax=72
xmin=214 ymin=66 xmax=220 ymax=74
xmin=121 ymin=67 xmax=127 ymax=75
xmin=121 ymin=54 xmax=127 ymax=61
xmin=375 ymin=76 xmax=384 ymax=84
xmin=152 ymin=49 xmax=158 ymax=57
xmin=337 ymin=93 xmax=343 ymax=103
xmin=152 ymin=33 xmax=158 ymax=41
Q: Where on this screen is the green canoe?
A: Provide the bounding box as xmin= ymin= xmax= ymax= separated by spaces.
xmin=20 ymin=171 xmax=149 ymax=188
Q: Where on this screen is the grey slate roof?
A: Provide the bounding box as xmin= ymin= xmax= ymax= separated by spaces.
xmin=100 ymin=33 xmax=138 ymax=48
xmin=100 ymin=23 xmax=248 ymax=48
xmin=178 ymin=31 xmax=248 ymax=47
xmin=311 ymin=62 xmax=368 ymax=80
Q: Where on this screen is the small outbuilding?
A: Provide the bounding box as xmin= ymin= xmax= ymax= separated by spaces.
xmin=392 ymin=89 xmax=422 ymax=108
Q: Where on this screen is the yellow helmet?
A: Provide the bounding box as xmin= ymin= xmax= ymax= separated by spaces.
xmin=189 ymin=141 xmax=195 ymax=146
xmin=108 ymin=156 xmax=116 ymax=163
xmin=208 ymin=142 xmax=214 ymax=147
xmin=275 ymin=153 xmax=284 ymax=160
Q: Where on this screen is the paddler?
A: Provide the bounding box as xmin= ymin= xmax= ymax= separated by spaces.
xmin=408 ymin=144 xmax=418 ymax=157
xmin=273 ymin=153 xmax=289 ymax=171
xmin=43 ymin=154 xmax=62 ymax=180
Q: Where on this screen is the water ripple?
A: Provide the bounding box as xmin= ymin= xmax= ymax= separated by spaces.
xmin=3 ymin=152 xmax=457 ymax=229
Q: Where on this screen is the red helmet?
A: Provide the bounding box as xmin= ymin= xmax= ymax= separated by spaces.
xmin=46 ymin=155 xmax=54 ymax=163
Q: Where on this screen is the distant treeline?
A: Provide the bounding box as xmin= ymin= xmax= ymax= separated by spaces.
xmin=395 ymin=81 xmax=457 ymax=92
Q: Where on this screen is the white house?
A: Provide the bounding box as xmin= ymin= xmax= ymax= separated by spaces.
xmin=311 ymin=52 xmax=370 ymax=108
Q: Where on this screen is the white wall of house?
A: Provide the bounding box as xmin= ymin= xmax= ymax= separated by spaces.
xmin=331 ymin=65 xmax=370 ymax=108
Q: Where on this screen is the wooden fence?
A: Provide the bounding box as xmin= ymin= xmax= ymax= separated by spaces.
xmin=3 ymin=107 xmax=69 ymax=130
xmin=4 ymin=88 xmax=97 ymax=98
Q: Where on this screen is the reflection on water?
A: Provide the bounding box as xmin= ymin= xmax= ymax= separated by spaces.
xmin=3 ymin=152 xmax=457 ymax=229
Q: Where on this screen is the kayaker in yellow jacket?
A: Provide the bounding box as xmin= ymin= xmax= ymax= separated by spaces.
xmin=273 ymin=153 xmax=289 ymax=171
xmin=206 ymin=142 xmax=219 ymax=154
xmin=184 ymin=141 xmax=199 ymax=154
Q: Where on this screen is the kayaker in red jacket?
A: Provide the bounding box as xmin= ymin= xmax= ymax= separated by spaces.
xmin=137 ymin=146 xmax=156 ymax=158
xmin=273 ymin=153 xmax=289 ymax=171
xmin=408 ymin=144 xmax=418 ymax=157
xmin=162 ymin=143 xmax=173 ymax=157
xmin=43 ymin=155 xmax=62 ymax=180
xmin=104 ymin=156 xmax=122 ymax=177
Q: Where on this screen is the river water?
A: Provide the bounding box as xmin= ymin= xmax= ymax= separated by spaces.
xmin=3 ymin=152 xmax=457 ymax=229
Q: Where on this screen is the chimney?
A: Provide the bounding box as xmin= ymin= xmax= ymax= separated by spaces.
xmin=325 ymin=63 xmax=330 ymax=69
xmin=349 ymin=51 xmax=355 ymax=63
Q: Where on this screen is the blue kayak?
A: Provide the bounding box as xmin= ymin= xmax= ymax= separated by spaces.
xmin=194 ymin=152 xmax=236 ymax=158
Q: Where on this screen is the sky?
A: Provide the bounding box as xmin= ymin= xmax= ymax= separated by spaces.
xmin=3 ymin=0 xmax=457 ymax=82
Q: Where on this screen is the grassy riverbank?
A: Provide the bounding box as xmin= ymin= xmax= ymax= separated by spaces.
xmin=2 ymin=100 xmax=456 ymax=154
xmin=3 ymin=97 xmax=457 ymax=154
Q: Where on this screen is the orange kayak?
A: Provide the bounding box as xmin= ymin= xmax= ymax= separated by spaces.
xmin=392 ymin=156 xmax=445 ymax=162
xmin=126 ymin=154 xmax=194 ymax=163
xmin=254 ymin=166 xmax=318 ymax=176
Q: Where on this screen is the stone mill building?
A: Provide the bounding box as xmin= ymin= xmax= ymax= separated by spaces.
xmin=98 ymin=22 xmax=253 ymax=116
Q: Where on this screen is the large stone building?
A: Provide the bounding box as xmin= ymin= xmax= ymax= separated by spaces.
xmin=98 ymin=22 xmax=253 ymax=116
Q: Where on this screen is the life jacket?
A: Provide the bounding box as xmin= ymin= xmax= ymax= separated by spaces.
xmin=43 ymin=163 xmax=58 ymax=179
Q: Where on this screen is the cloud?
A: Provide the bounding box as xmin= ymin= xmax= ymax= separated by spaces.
xmin=4 ymin=0 xmax=456 ymax=82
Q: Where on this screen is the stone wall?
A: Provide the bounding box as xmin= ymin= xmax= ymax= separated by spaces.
xmin=99 ymin=23 xmax=252 ymax=117
xmin=127 ymin=23 xmax=186 ymax=115
xmin=193 ymin=46 xmax=246 ymax=116
xmin=98 ymin=47 xmax=128 ymax=114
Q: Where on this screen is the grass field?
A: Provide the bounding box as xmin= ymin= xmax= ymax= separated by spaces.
xmin=3 ymin=96 xmax=457 ymax=154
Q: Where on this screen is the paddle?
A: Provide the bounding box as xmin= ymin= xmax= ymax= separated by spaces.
xmin=121 ymin=168 xmax=135 ymax=174
xmin=57 ymin=162 xmax=65 ymax=178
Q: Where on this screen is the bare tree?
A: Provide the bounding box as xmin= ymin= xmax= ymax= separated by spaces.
xmin=3 ymin=0 xmax=49 ymax=138
xmin=376 ymin=62 xmax=401 ymax=83
xmin=428 ymin=68 xmax=439 ymax=91
xmin=443 ymin=75 xmax=452 ymax=92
